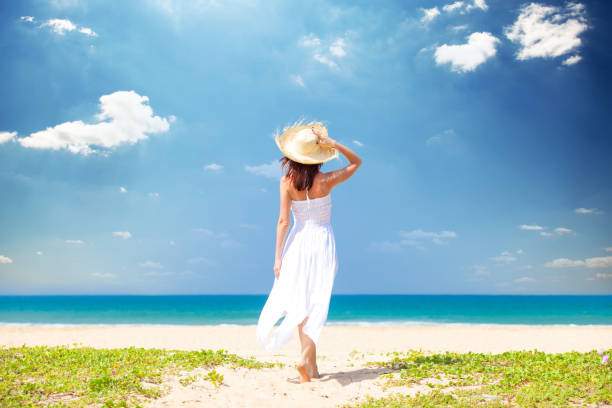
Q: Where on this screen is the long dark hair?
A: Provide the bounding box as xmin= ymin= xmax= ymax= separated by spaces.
xmin=280 ymin=157 xmax=322 ymax=191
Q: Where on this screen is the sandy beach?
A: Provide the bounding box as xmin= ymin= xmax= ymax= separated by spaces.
xmin=2 ymin=324 xmax=611 ymax=407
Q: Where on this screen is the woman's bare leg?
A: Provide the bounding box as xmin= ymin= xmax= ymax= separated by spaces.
xmin=298 ymin=318 xmax=319 ymax=380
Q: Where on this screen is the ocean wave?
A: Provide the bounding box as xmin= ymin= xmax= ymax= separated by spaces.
xmin=0 ymin=321 xmax=610 ymax=328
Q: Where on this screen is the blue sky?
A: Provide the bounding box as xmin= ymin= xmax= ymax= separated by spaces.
xmin=0 ymin=0 xmax=610 ymax=295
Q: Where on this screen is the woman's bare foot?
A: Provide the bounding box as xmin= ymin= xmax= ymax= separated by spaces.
xmin=297 ymin=361 xmax=310 ymax=383
xmin=313 ymin=365 xmax=320 ymax=379
xmin=307 ymin=362 xmax=320 ymax=379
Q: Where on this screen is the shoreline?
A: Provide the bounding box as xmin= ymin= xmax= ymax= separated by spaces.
xmin=2 ymin=324 xmax=611 ymax=355
xmin=2 ymin=322 xmax=612 ymax=327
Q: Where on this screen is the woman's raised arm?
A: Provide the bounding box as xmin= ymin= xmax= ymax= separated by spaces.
xmin=313 ymin=127 xmax=362 ymax=188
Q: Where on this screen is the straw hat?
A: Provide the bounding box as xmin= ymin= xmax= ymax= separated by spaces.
xmin=274 ymin=120 xmax=338 ymax=164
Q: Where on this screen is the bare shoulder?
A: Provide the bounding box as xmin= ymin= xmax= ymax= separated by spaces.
xmin=280 ymin=175 xmax=290 ymax=187
xmin=280 ymin=176 xmax=292 ymax=195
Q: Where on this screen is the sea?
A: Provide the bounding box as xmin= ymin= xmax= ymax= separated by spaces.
xmin=0 ymin=295 xmax=610 ymax=326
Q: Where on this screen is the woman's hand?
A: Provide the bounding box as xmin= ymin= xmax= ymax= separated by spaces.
xmin=273 ymin=259 xmax=282 ymax=279
xmin=312 ymin=126 xmax=336 ymax=149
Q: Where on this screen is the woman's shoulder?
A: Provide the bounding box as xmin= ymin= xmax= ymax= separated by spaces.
xmin=280 ymin=176 xmax=294 ymax=195
xmin=315 ymin=171 xmax=334 ymax=186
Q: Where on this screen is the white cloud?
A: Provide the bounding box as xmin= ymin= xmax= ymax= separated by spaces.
xmin=78 ymin=27 xmax=97 ymax=37
xmin=329 ymin=38 xmax=347 ymax=57
xmin=451 ymin=25 xmax=469 ymax=31
xmin=292 ymin=74 xmax=305 ymax=88
xmin=41 ymin=18 xmax=76 ymax=35
xmin=586 ymin=256 xmax=612 ymax=268
xmin=148 ymin=192 xmax=160 ymax=199
xmin=18 ymin=91 xmax=171 ymax=156
xmin=194 ymin=228 xmax=214 ymax=235
xmin=204 ymin=163 xmax=223 ymax=171
xmin=169 ymin=240 xmax=176 ymax=246
xmin=239 ymin=223 xmax=257 ymax=229
xmin=187 ymin=257 xmax=215 ymax=265
xmin=426 ymin=129 xmax=457 ymax=147
xmin=299 ymin=33 xmax=321 ymax=48
xmin=545 ymin=258 xmax=584 ymax=268
xmin=596 ymin=273 xmax=612 ymax=279
xmin=421 ymin=7 xmax=441 ymax=23
xmin=605 ymin=247 xmax=612 ymax=252
xmin=540 ymin=231 xmax=553 ymax=237
xmin=468 ymin=264 xmax=489 ymax=278
xmin=65 ymin=239 xmax=84 ymax=244
xmin=504 ymin=3 xmax=588 ymax=62
xmin=418 ymin=45 xmax=436 ymax=54
xmin=0 ymin=131 xmax=17 ymax=144
xmin=353 ymin=140 xmax=364 ymax=147
xmin=466 ymin=0 xmax=488 ymax=11
xmin=143 ymin=270 xmax=174 ymax=277
xmin=91 ymin=272 xmax=116 ymax=279
xmin=574 ymin=207 xmax=601 ymax=215
xmin=400 ymin=229 xmax=457 ymax=239
xmin=514 ymin=277 xmax=534 ymax=283
xmin=49 ymin=0 xmax=79 ymax=8
xmin=298 ymin=33 xmax=345 ymax=70
xmin=220 ymin=239 xmax=243 ymax=249
xmin=562 ymin=55 xmax=582 ymax=66
xmin=489 ymin=251 xmax=517 ymax=263
xmin=20 ymin=16 xmax=35 ymax=23
xmin=245 ymin=160 xmax=281 ymax=179
xmin=193 ymin=228 xmax=241 ymax=249
xmin=399 ymin=229 xmax=457 ymax=245
xmin=426 ymin=135 xmax=441 ymax=145
xmin=313 ymin=53 xmax=338 ymax=69
xmin=112 ymin=231 xmax=132 ymax=240
xmin=0 ymin=255 xmax=13 ymax=264
xmin=441 ymin=0 xmax=486 ymax=14
xmin=39 ymin=18 xmax=97 ymax=37
xmin=149 ymin=0 xmax=222 ymax=16
xmin=371 ymin=229 xmax=451 ymax=252
xmin=36 ymin=251 xmax=43 ymax=256
xmin=545 ymin=256 xmax=612 ymax=268
xmin=554 ymin=227 xmax=573 ymax=235
xmin=516 ymin=249 xmax=524 ymax=254
xmin=443 ymin=2 xmax=464 ymax=12
xmin=520 ymin=224 xmax=544 ymax=231
xmin=139 ymin=260 xmax=163 ymax=269
xmin=119 ymin=186 xmax=127 ymax=193
xmin=434 ymin=32 xmax=499 ymax=73
xmin=520 ymin=264 xmax=533 ymax=270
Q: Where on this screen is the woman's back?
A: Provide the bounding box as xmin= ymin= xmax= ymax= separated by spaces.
xmin=285 ymin=172 xmax=330 ymax=201
xmin=291 ymin=192 xmax=332 ymax=226
xmin=258 ymin=122 xmax=361 ymax=382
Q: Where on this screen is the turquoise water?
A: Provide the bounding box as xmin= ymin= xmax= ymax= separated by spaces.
xmin=0 ymin=295 xmax=610 ymax=326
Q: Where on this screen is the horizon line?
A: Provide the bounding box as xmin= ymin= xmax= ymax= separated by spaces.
xmin=0 ymin=293 xmax=610 ymax=296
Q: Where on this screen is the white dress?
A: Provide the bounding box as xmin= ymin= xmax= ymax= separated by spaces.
xmin=256 ymin=191 xmax=338 ymax=349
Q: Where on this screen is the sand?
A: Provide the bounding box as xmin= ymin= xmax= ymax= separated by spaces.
xmin=2 ymin=325 xmax=611 ymax=407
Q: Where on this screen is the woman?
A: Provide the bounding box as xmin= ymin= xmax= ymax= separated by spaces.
xmin=256 ymin=121 xmax=361 ymax=383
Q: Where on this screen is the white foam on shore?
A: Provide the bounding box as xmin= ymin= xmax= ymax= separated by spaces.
xmin=1 ymin=321 xmax=610 ymax=328
xmin=326 ymin=321 xmax=611 ymax=327
xmin=0 ymin=322 xmax=255 ymax=328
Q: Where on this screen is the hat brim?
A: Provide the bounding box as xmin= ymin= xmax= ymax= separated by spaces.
xmin=275 ymin=123 xmax=338 ymax=165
